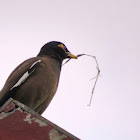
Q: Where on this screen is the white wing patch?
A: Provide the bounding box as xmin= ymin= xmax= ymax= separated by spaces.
xmin=30 ymin=60 xmax=41 ymax=69
xmin=10 ymin=60 xmax=41 ymax=90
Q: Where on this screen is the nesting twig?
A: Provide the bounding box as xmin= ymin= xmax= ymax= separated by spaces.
xmin=63 ymin=54 xmax=100 ymax=106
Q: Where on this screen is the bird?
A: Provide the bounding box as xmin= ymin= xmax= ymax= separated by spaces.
xmin=0 ymin=41 xmax=77 ymax=115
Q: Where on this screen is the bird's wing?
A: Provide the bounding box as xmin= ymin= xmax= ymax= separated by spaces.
xmin=0 ymin=57 xmax=42 ymax=106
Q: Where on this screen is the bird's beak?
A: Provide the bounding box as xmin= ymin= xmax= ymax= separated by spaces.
xmin=66 ymin=52 xmax=77 ymax=59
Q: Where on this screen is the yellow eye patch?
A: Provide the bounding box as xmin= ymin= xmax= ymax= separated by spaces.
xmin=58 ymin=44 xmax=66 ymax=52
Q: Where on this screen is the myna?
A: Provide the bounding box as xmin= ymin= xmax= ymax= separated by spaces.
xmin=0 ymin=41 xmax=77 ymax=114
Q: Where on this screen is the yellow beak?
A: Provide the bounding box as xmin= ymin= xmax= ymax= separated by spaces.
xmin=66 ymin=52 xmax=77 ymax=59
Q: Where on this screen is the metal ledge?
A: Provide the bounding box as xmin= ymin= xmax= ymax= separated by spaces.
xmin=0 ymin=98 xmax=80 ymax=140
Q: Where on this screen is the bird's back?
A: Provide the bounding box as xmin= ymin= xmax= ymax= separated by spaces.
xmin=0 ymin=56 xmax=61 ymax=114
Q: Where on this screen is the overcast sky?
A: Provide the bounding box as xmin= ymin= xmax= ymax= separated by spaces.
xmin=0 ymin=0 xmax=140 ymax=140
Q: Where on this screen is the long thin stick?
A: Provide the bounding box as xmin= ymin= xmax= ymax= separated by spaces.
xmin=87 ymin=64 xmax=100 ymax=106
xmin=63 ymin=54 xmax=100 ymax=106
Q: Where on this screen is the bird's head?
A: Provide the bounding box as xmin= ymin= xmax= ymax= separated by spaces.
xmin=38 ymin=41 xmax=77 ymax=62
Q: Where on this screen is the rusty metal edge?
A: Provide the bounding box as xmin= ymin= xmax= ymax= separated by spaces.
xmin=10 ymin=98 xmax=80 ymax=140
xmin=0 ymin=98 xmax=13 ymax=113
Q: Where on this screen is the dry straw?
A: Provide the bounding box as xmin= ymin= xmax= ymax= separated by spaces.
xmin=63 ymin=54 xmax=100 ymax=106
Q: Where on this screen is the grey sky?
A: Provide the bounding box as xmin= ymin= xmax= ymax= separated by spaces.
xmin=0 ymin=0 xmax=140 ymax=140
